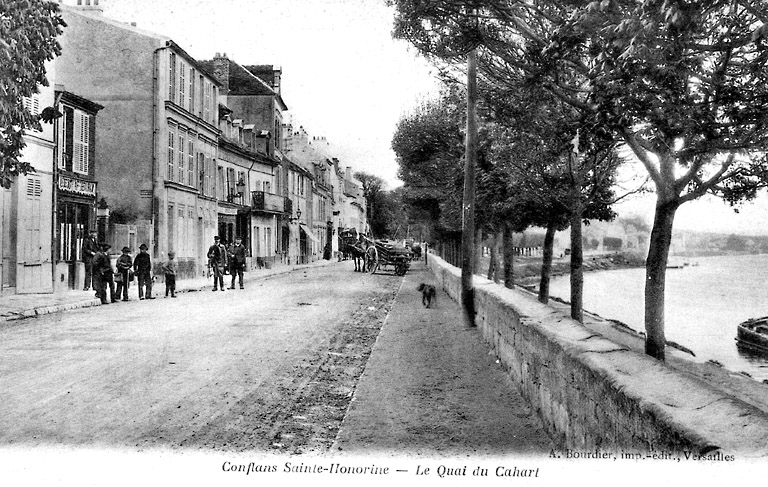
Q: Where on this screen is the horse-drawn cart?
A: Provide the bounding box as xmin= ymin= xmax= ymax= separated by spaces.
xmin=365 ymin=239 xmax=411 ymax=275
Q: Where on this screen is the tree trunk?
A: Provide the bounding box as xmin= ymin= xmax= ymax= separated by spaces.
xmin=644 ymin=200 xmax=678 ymax=361
xmin=570 ymin=210 xmax=584 ymax=322
xmin=538 ymin=222 xmax=556 ymax=304
xmin=461 ymin=48 xmax=478 ymax=327
xmin=503 ymin=222 xmax=514 ymax=289
xmin=476 ymin=228 xmax=484 ymax=278
xmin=493 ymin=229 xmax=502 ymax=283
xmin=487 ymin=230 xmax=498 ymax=282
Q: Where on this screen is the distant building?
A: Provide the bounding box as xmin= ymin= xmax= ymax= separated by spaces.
xmin=283 ymin=125 xmax=334 ymax=261
xmin=200 ymin=55 xmax=293 ymax=263
xmin=216 ymin=103 xmax=284 ymax=268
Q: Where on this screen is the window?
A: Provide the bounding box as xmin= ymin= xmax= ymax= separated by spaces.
xmin=169 ymin=53 xmax=176 ymax=103
xmin=189 ymin=67 xmax=196 ymax=113
xmin=178 ymin=129 xmax=185 ymax=183
xmin=209 ymin=156 xmax=216 ymax=197
xmin=198 ymin=75 xmax=204 ymax=117
xmin=274 ymin=119 xmax=280 ymax=150
xmin=178 ymin=61 xmax=185 ymax=108
xmin=188 ymin=137 xmax=195 ymax=187
xmin=167 ymin=124 xmax=176 ymax=181
xmin=203 ymin=81 xmax=210 ymax=122
xmin=22 ymin=94 xmax=40 ymax=116
xmin=217 ymin=166 xmax=224 ymax=200
xmin=226 ymin=167 xmax=236 ymax=199
xmin=73 ymin=110 xmax=90 ymax=174
xmin=197 ymin=152 xmax=205 ymax=192
xmin=212 ymin=86 xmax=218 ymax=124
xmin=22 ymin=95 xmax=42 ymax=133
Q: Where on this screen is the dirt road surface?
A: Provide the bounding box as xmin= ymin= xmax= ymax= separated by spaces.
xmin=0 ymin=261 xmax=400 ymax=454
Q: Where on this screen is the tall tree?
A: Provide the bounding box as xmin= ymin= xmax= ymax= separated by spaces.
xmin=0 ymin=0 xmax=66 ymax=188
xmin=392 ymin=92 xmax=466 ymax=237
xmin=558 ymin=1 xmax=768 ymax=358
xmin=461 ymin=47 xmax=479 ymax=326
xmin=353 ymin=171 xmax=385 ymax=236
xmin=391 ymin=0 xmax=768 ymax=361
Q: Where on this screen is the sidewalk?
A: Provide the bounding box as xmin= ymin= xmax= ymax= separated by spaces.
xmin=0 ymin=259 xmax=333 ymax=323
xmin=333 ymin=260 xmax=553 ymax=457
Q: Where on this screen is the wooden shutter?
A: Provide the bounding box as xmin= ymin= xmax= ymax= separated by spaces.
xmin=73 ymin=110 xmax=90 ymax=174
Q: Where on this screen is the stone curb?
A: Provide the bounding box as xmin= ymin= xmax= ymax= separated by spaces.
xmin=3 ymin=298 xmax=103 ymax=322
xmin=1 ymin=260 xmax=333 ymax=323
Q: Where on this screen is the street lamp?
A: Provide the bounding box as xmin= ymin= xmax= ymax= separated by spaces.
xmin=95 ymin=197 xmax=109 ymax=243
xmin=289 ymin=207 xmax=301 ymax=223
xmin=227 ymin=178 xmax=247 ymax=203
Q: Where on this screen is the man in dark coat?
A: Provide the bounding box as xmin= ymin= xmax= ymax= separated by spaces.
xmin=207 ymin=236 xmax=225 ymax=291
xmin=228 ymin=236 xmax=247 ymax=290
xmin=81 ymin=230 xmax=99 ymax=291
xmin=133 ymin=243 xmax=154 ymax=300
xmin=93 ymin=243 xmax=116 ymax=304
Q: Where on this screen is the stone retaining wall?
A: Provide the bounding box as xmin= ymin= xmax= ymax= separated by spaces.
xmin=428 ymin=255 xmax=768 ymax=457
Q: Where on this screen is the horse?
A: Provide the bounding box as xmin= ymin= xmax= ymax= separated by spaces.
xmin=348 ymin=236 xmax=369 ymax=272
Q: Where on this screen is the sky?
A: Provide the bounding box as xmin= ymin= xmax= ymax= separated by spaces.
xmin=95 ymin=0 xmax=768 ymax=236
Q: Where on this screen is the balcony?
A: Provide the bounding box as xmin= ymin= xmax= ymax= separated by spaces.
xmin=251 ymin=191 xmax=290 ymax=215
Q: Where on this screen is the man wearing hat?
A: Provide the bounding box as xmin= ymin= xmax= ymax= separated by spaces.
xmin=206 ymin=235 xmax=226 ymax=291
xmin=133 ymin=243 xmax=154 ymax=300
xmin=81 ymin=230 xmax=99 ymax=291
xmin=228 ymin=236 xmax=247 ymax=290
xmin=115 ymin=246 xmax=133 ymax=301
xmin=93 ymin=243 xmax=116 ymax=304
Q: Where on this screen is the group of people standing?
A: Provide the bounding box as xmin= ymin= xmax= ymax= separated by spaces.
xmin=81 ymin=232 xmax=175 ymax=304
xmin=207 ymin=235 xmax=247 ymax=291
xmin=80 ymin=232 xmax=249 ymax=304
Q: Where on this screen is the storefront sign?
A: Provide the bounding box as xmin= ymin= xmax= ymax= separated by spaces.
xmin=58 ymin=175 xmax=96 ymax=197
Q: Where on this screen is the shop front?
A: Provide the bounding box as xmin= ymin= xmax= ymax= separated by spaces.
xmin=56 ymin=175 xmax=96 ymax=290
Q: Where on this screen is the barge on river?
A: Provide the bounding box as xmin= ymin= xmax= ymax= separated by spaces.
xmin=736 ymin=317 xmax=768 ymax=354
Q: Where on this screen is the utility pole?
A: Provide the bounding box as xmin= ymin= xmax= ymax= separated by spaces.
xmin=461 ymin=47 xmax=478 ymax=327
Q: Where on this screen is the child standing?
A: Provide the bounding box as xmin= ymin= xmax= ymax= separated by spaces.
xmin=115 ymin=246 xmax=133 ymax=301
xmin=162 ymin=251 xmax=177 ymax=298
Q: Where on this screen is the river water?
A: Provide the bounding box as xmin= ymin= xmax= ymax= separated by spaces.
xmin=548 ymin=254 xmax=768 ymax=381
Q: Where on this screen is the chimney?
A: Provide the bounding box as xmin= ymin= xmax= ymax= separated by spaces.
xmin=66 ymin=0 xmax=105 ymax=14
xmin=272 ymin=67 xmax=282 ymax=96
xmin=213 ymin=53 xmax=230 ymax=95
xmin=346 ymin=167 xmax=352 ymax=182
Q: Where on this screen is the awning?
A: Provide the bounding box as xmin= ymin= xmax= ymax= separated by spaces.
xmin=299 ymin=223 xmax=321 ymax=244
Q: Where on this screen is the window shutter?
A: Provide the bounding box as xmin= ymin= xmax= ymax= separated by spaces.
xmin=23 ymin=95 xmax=40 ymax=116
xmin=23 ymin=176 xmax=42 ymax=263
xmin=56 ymin=109 xmax=66 ymax=170
xmin=80 ymin=112 xmax=90 ymax=174
xmin=73 ymin=110 xmax=90 ymax=174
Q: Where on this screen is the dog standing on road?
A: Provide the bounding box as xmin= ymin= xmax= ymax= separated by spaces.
xmin=417 ymin=283 xmax=437 ymax=308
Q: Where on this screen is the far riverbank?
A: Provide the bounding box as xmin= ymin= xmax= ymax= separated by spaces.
xmin=475 ymin=251 xmax=646 ymax=287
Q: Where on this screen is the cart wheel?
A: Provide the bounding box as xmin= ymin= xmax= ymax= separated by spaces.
xmin=366 ymin=247 xmax=378 ymax=274
xmin=395 ymin=263 xmax=407 ymax=276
